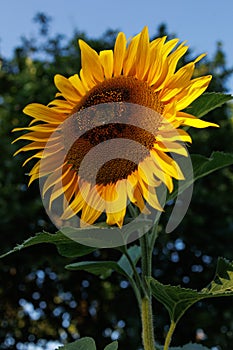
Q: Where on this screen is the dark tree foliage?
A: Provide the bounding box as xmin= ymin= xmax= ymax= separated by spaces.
xmin=0 ymin=14 xmax=233 ymax=350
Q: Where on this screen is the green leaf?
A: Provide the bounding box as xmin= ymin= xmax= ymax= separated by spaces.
xmin=57 ymin=337 xmax=96 ymax=350
xmin=169 ymin=151 xmax=233 ymax=201
xmin=191 ymin=151 xmax=233 ymax=181
xmin=117 ymin=245 xmax=141 ymax=277
xmin=202 ymin=257 xmax=233 ymax=294
xmin=65 ymin=261 xmax=127 ymax=279
xmin=185 ymin=92 xmax=233 ymax=118
xmin=66 ymin=245 xmax=141 ymax=279
xmin=62 ymin=217 xmax=152 ymax=248
xmin=56 ymin=338 xmax=118 ymax=350
xmin=157 ymin=343 xmax=211 ymax=350
xmin=0 ymin=217 xmax=148 ymax=259
xmin=104 ymin=341 xmax=118 ymax=350
xmin=149 ymin=257 xmax=233 ymax=324
xmin=0 ymin=231 xmax=95 ymax=259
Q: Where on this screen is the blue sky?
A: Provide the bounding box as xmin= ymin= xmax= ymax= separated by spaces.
xmin=0 ymin=0 xmax=232 ymax=93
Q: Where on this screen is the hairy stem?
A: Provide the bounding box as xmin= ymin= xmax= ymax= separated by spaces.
xmin=164 ymin=321 xmax=176 ymax=350
xmin=140 ymin=232 xmax=156 ymax=350
xmin=124 ymin=249 xmax=147 ymax=299
xmin=140 ymin=233 xmax=151 ymax=292
xmin=141 ymin=297 xmax=156 ymax=350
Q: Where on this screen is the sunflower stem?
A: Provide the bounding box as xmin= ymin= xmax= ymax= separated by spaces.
xmin=123 ymin=248 xmax=147 ymax=300
xmin=128 ymin=203 xmax=157 ymax=349
xmin=140 ymin=233 xmax=151 ymax=293
xmin=118 ymin=245 xmax=144 ymax=307
xmin=141 ymin=296 xmax=156 ymax=350
xmin=127 ymin=275 xmax=142 ymax=309
xmin=148 ymin=222 xmax=159 ymax=259
xmin=164 ymin=321 xmax=176 ymax=350
xmin=140 ymin=233 xmax=156 ymax=350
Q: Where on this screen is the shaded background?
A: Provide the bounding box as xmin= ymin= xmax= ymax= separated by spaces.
xmin=0 ymin=6 xmax=233 ymax=350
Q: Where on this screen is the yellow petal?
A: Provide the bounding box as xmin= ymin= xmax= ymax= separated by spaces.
xmin=102 ymin=182 xmax=127 ymax=227
xmin=81 ymin=186 xmax=105 ymax=225
xmin=130 ymin=186 xmax=149 ymax=214
xmin=13 ymin=141 xmax=47 ymax=156
xmin=28 ymin=171 xmax=40 ymax=186
xmin=28 ymin=161 xmax=41 ymax=185
xmin=42 ymin=164 xmax=72 ymax=197
xmin=123 ymin=33 xmax=141 ymax=76
xmin=166 ymin=62 xmax=195 ymax=89
xmin=48 ymin=99 xmax=75 ymax=113
xmin=23 ymin=104 xmax=65 ymax=124
xmin=166 ymin=43 xmax=188 ymax=77
xmin=79 ymin=69 xmax=89 ymax=90
xmin=154 ymin=140 xmax=188 ymax=157
xmin=61 ymin=181 xmax=90 ymax=219
xmin=39 ymin=153 xmax=65 ymax=175
xmin=136 ymin=26 xmax=150 ymax=79
xmin=162 ymin=38 xmax=180 ymax=58
xmin=147 ymin=37 xmax=167 ymax=86
xmin=158 ymin=129 xmax=192 ymax=143
xmin=150 ymin=158 xmax=174 ymax=193
xmin=54 ymin=75 xmax=81 ymax=103
xmin=151 ymin=149 xmax=184 ymax=180
xmin=176 ymin=75 xmax=212 ymax=110
xmin=106 ymin=181 xmax=127 ymax=213
xmin=49 ymin=170 xmax=77 ymax=210
xmin=13 ymin=131 xmax=59 ymax=144
xmin=127 ymin=171 xmax=138 ymax=189
xmin=176 ymin=111 xmax=219 ymax=128
xmin=79 ymin=40 xmax=104 ymax=85
xmin=138 ymin=177 xmax=164 ymax=211
xmin=63 ymin=174 xmax=79 ymax=205
xmin=99 ymin=50 xmax=114 ymax=79
xmin=194 ymin=53 xmax=207 ymax=64
xmin=13 ymin=125 xmax=56 ymax=133
xmin=22 ymin=151 xmax=43 ymax=166
xmin=138 ymin=158 xmax=161 ymax=187
xmin=113 ymin=32 xmax=127 ymax=76
xmin=106 ymin=208 xmax=126 ymax=227
xmin=126 ymin=172 xmax=150 ymax=213
xmin=69 ymin=74 xmax=87 ymax=96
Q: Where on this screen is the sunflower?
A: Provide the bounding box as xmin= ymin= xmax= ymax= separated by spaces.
xmin=13 ymin=27 xmax=218 ymax=228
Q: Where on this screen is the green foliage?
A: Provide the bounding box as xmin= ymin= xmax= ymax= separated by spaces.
xmin=1 ymin=16 xmax=233 ymax=350
xmin=157 ymin=344 xmax=211 ymax=350
xmin=149 ymin=258 xmax=233 ymax=324
xmin=61 ymin=218 xmax=152 ymax=247
xmin=104 ymin=341 xmax=118 ymax=350
xmin=66 ymin=245 xmax=141 ymax=279
xmin=117 ymin=245 xmax=141 ymax=277
xmin=0 ymin=231 xmax=95 ymax=259
xmin=186 ymin=92 xmax=233 ymax=118
xmin=58 ymin=337 xmax=96 ymax=350
xmin=169 ymin=151 xmax=233 ymax=201
xmin=57 ymin=337 xmax=118 ymax=350
xmin=65 ymin=261 xmax=126 ymax=279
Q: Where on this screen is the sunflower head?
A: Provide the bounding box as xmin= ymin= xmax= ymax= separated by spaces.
xmin=13 ymin=26 xmax=218 ymax=233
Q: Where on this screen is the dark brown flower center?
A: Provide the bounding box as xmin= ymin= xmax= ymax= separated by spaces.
xmin=65 ymin=76 xmax=164 ymax=185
